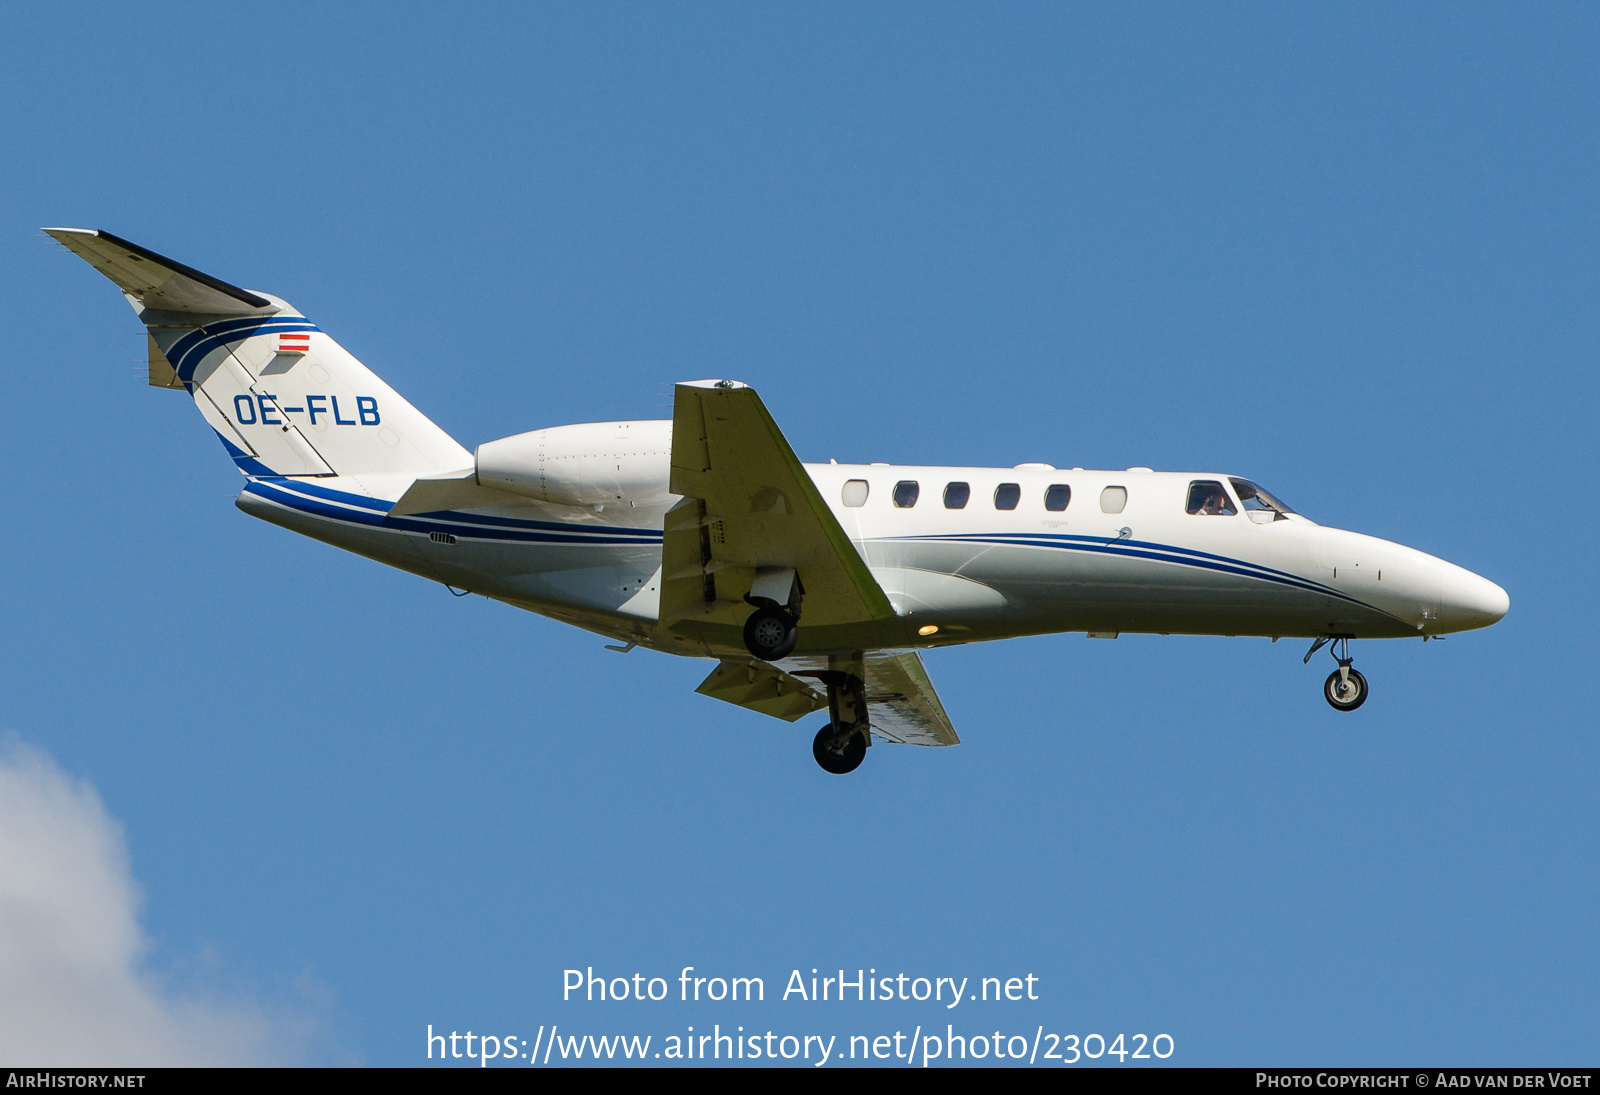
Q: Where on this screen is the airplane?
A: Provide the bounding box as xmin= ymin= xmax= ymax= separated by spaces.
xmin=45 ymin=228 xmax=1510 ymax=774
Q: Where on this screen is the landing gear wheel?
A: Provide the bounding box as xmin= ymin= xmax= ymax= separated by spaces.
xmin=1324 ymin=668 xmax=1368 ymax=711
xmin=813 ymin=723 xmax=867 ymax=775
xmin=743 ymin=606 xmax=798 ymax=660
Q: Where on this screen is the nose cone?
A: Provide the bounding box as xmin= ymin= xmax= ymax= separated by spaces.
xmin=1438 ymin=565 xmax=1510 ymax=632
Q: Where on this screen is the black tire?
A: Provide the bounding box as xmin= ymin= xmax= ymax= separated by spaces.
xmin=813 ymin=723 xmax=867 ymax=774
xmin=743 ymin=606 xmax=798 ymax=660
xmin=1324 ymin=667 xmax=1368 ymax=711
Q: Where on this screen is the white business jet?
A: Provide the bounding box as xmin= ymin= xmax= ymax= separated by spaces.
xmin=47 ymin=228 xmax=1509 ymax=774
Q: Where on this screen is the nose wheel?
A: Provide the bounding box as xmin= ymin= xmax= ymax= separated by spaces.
xmin=1306 ymin=636 xmax=1368 ymax=711
xmin=1324 ymin=666 xmax=1368 ymax=710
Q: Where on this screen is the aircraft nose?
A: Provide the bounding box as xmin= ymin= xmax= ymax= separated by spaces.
xmin=1438 ymin=566 xmax=1510 ymax=631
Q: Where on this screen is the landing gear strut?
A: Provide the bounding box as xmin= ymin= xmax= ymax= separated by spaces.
xmin=1306 ymin=636 xmax=1367 ymax=711
xmin=799 ymin=653 xmax=870 ymax=774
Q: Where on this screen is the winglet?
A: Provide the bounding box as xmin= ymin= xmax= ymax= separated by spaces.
xmin=44 ymin=227 xmax=278 ymax=316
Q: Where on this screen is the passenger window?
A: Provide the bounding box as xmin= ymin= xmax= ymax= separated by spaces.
xmin=893 ymin=481 xmax=920 ymax=508
xmin=994 ymin=482 xmax=1020 ymax=510
xmin=944 ymin=482 xmax=970 ymax=509
xmin=1100 ymin=486 xmax=1127 ymax=514
xmin=1044 ymin=484 xmax=1071 ymax=511
xmin=1185 ymin=480 xmax=1237 ymax=516
xmin=841 ymin=479 xmax=869 ymax=507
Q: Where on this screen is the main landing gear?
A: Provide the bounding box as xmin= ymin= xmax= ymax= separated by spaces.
xmin=1305 ymin=635 xmax=1368 ymax=711
xmin=813 ymin=722 xmax=867 ymax=774
xmin=742 ymin=605 xmax=798 ymax=660
xmin=742 ymin=567 xmax=802 ymax=661
xmin=798 ymin=655 xmax=870 ymax=775
xmin=739 ymin=574 xmax=871 ymax=774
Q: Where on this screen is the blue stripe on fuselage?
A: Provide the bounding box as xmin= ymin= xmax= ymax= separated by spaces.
xmin=263 ymin=478 xmax=660 ymax=536
xmin=243 ymin=479 xmax=388 ymax=527
xmin=241 ymin=478 xmax=665 ymax=546
xmin=403 ymin=508 xmax=663 ymax=537
xmin=268 ymin=477 xmax=394 ymax=513
xmin=886 ymin=531 xmax=1383 ymax=613
xmin=240 ymin=485 xmax=1368 ymax=613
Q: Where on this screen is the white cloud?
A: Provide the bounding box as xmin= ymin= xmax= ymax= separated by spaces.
xmin=0 ymin=738 xmax=331 ymax=1065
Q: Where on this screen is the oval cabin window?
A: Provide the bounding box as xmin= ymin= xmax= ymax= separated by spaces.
xmin=944 ymin=482 xmax=970 ymax=509
xmin=1100 ymin=486 xmax=1127 ymax=514
xmin=841 ymin=479 xmax=869 ymax=507
xmin=1044 ymin=484 xmax=1071 ymax=511
xmin=994 ymin=483 xmax=1021 ymax=510
xmin=893 ymin=481 xmax=920 ymax=508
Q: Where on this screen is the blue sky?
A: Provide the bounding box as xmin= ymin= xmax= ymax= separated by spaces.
xmin=0 ymin=2 xmax=1594 ymax=1066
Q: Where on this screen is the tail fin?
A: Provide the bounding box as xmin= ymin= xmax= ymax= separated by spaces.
xmin=46 ymin=228 xmax=472 ymax=480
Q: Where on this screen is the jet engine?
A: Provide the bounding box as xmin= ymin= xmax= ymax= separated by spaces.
xmin=474 ymin=420 xmax=673 ymax=508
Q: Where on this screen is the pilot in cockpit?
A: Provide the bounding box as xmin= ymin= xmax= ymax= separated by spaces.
xmin=1187 ymin=482 xmax=1236 ymax=515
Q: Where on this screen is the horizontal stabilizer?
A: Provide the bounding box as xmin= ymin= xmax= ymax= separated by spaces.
xmin=44 ymin=228 xmax=277 ymax=317
xmin=696 ymin=660 xmax=828 ymax=722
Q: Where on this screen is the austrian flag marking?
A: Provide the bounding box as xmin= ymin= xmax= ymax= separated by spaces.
xmin=277 ymin=332 xmax=311 ymax=356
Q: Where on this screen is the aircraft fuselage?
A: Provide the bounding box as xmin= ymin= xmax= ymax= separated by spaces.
xmin=236 ymin=456 xmax=1508 ymax=660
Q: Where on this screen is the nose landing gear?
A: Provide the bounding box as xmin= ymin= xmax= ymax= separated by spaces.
xmin=1324 ymin=664 xmax=1368 ymax=711
xmin=1306 ymin=635 xmax=1367 ymax=711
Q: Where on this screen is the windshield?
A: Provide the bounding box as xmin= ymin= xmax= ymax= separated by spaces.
xmin=1229 ymin=478 xmax=1297 ymax=518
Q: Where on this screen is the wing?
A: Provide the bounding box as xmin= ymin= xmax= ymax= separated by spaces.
xmin=661 ymin=380 xmax=894 ymax=630
xmin=863 ymin=650 xmax=960 ymax=746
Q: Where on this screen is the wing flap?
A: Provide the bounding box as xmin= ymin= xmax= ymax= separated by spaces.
xmin=695 ymin=659 xmax=828 ymax=722
xmin=864 ymin=651 xmax=960 ymax=746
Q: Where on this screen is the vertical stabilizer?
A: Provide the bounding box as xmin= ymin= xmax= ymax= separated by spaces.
xmin=46 ymin=228 xmax=473 ymax=479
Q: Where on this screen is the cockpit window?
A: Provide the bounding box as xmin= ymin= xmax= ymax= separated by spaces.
xmin=1186 ymin=480 xmax=1237 ymax=515
xmin=1229 ymin=478 xmax=1295 ymax=518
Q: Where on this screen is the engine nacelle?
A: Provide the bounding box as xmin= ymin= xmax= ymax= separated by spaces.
xmin=474 ymin=420 xmax=673 ymax=507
